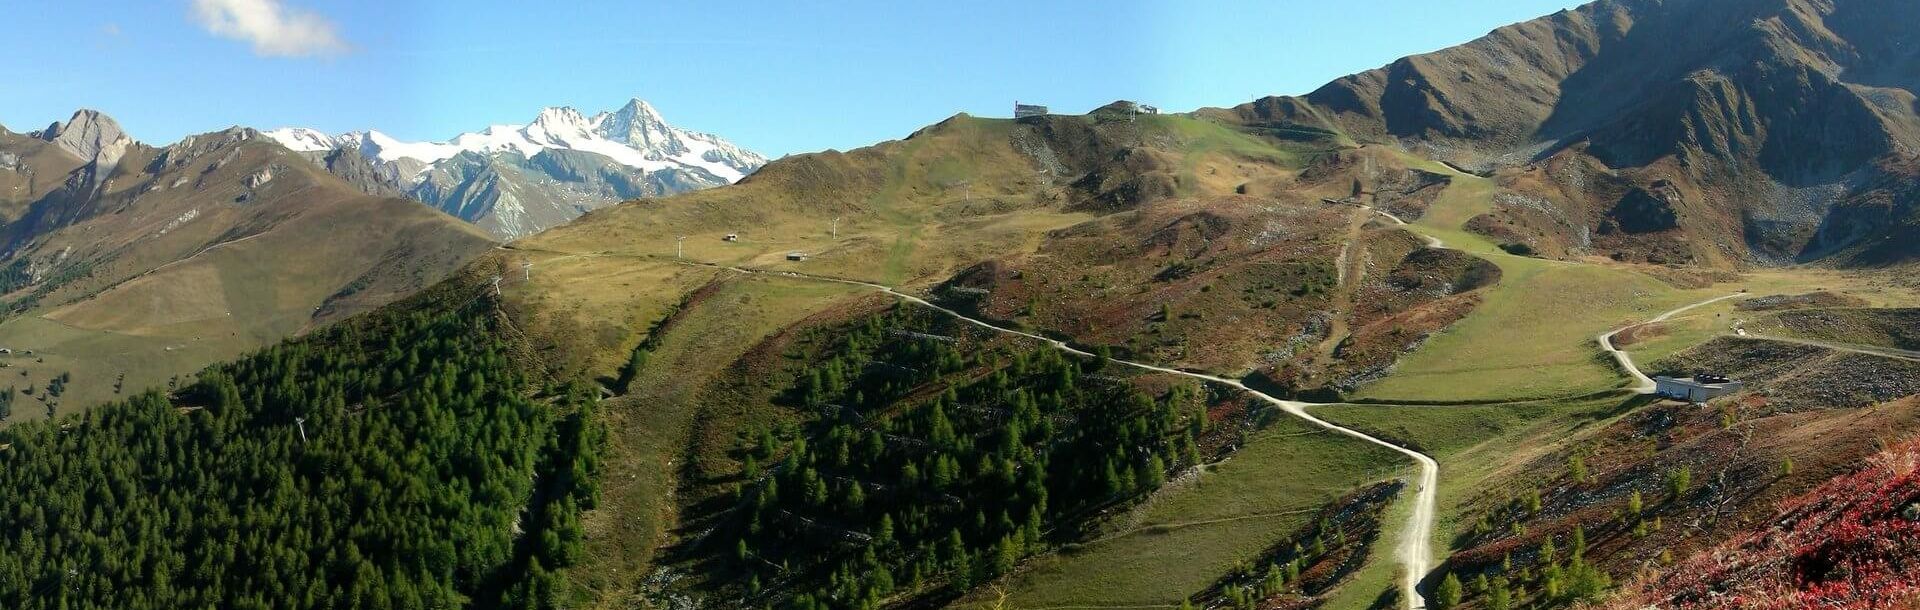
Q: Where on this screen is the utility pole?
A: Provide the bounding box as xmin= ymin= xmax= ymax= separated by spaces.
xmin=676 ymin=236 xmax=687 ymax=259
xmin=294 ymin=417 xmax=308 ymax=443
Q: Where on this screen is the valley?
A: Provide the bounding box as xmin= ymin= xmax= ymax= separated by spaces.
xmin=3 ymin=1 xmax=1919 ymax=609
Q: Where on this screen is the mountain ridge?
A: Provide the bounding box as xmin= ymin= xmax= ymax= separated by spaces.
xmin=1217 ymin=0 xmax=1920 ymax=268
xmin=263 ymin=97 xmax=768 ymax=239
xmin=0 ymin=109 xmax=496 ymax=418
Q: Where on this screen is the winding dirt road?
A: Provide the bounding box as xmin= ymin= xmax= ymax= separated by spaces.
xmin=518 ymin=218 xmax=1737 ymax=608
xmin=1597 ymin=294 xmax=1749 ymax=393
xmin=1739 ymin=333 xmax=1920 ymax=363
xmin=680 ymin=261 xmax=1445 ymax=609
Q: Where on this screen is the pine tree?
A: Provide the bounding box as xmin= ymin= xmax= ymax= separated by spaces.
xmin=1667 ymin=467 xmax=1692 ymax=498
xmin=1434 ymin=573 xmax=1463 ymax=610
xmin=1140 ymin=456 xmax=1166 ymax=489
xmin=1487 ymin=576 xmax=1512 ymax=610
xmin=1023 ymin=508 xmax=1044 ymax=553
xmin=992 ymin=536 xmax=1017 ymax=578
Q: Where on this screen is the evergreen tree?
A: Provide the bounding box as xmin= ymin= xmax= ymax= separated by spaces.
xmin=1487 ymin=576 xmax=1512 ymax=610
xmin=0 ymin=298 xmax=605 ymax=610
xmin=1434 ymin=573 xmax=1463 ymax=610
xmin=1667 ymin=467 xmax=1692 ymax=498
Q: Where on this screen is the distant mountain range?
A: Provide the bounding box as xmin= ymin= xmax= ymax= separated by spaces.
xmin=263 ymin=98 xmax=767 ymax=238
xmin=0 ymin=109 xmax=495 ymax=416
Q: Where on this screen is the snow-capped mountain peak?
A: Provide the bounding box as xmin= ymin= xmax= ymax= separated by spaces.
xmin=592 ymin=98 xmax=676 ymax=150
xmin=528 ymin=106 xmax=595 ymax=139
xmin=354 ymin=130 xmax=463 ymax=165
xmin=257 ymin=97 xmax=768 ymax=240
xmin=260 ymin=127 xmax=337 ymax=153
xmin=264 ymin=98 xmax=763 ymax=182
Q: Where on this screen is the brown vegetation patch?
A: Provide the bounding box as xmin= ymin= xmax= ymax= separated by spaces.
xmin=1446 ymin=396 xmax=1920 ymax=605
xmin=1609 ymin=322 xmax=1669 ymax=348
xmin=1653 ymin=336 xmax=1920 ymax=412
xmin=1736 ymin=291 xmax=1871 ymax=311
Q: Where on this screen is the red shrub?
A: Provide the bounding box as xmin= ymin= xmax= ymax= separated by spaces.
xmin=1602 ymin=438 xmax=1920 ymax=610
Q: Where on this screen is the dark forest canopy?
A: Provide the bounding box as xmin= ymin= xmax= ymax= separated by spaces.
xmin=0 ymin=293 xmax=605 ymax=610
xmin=714 ymin=310 xmax=1207 ymax=609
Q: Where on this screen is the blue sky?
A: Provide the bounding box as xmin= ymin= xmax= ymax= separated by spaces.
xmin=3 ymin=0 xmax=1584 ymax=157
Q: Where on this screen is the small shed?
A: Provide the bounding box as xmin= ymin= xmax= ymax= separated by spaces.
xmin=1654 ymin=374 xmax=1743 ymax=403
xmin=786 ymin=252 xmax=808 ymax=261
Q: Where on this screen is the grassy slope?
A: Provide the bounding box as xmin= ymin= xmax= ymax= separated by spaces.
xmin=498 ymin=113 xmax=1147 ymax=602
xmin=1310 ymin=396 xmax=1638 ymax=609
xmin=0 ymin=189 xmax=493 ymax=421
xmin=1741 ymin=307 xmax=1920 ymax=351
xmin=1159 ymin=115 xmax=1311 ymax=195
xmin=1314 ymin=269 xmax=1920 ymax=607
xmin=506 ymin=112 xmax=1920 ymax=609
xmin=990 ymin=416 xmax=1402 ymax=608
xmin=515 ymin=126 xmax=1715 ymax=607
xmin=565 ymin=273 xmax=863 ymax=608
xmin=504 ymin=112 xmax=1412 ymax=608
xmin=524 ymin=115 xmax=1091 ymax=290
xmin=1353 ymin=165 xmax=1721 ymax=401
xmin=1623 ymin=269 xmax=1920 ymax=370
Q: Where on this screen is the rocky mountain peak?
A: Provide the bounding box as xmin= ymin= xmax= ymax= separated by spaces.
xmin=529 ymin=106 xmax=593 ymax=135
xmin=592 ymin=98 xmax=677 ymax=152
xmin=257 ymin=97 xmax=767 ymax=239
xmin=38 ymin=109 xmax=133 ymax=163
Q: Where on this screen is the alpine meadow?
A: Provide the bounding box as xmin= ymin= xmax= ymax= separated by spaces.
xmin=2 ymin=1 xmax=1919 ymax=610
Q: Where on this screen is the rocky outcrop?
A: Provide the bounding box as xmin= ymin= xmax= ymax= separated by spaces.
xmin=1605 ymin=184 xmax=1681 ymax=234
xmin=36 ymin=110 xmax=132 ymax=165
xmin=32 ymin=110 xmax=135 ymax=190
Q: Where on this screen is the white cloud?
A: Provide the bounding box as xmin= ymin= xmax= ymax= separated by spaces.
xmin=190 ymin=0 xmax=348 ymax=58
